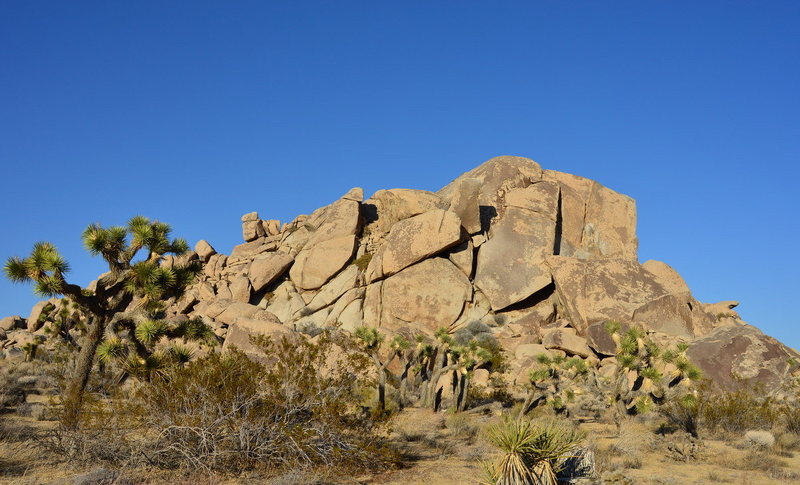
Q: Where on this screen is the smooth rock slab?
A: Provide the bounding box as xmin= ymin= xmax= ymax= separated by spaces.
xmin=474 ymin=182 xmax=559 ymax=311
xmin=290 ymin=235 xmax=357 ymax=290
xmin=248 ymin=252 xmax=294 ymax=292
xmin=366 ymin=209 xmax=463 ymax=282
xmin=379 ymin=258 xmax=472 ymax=333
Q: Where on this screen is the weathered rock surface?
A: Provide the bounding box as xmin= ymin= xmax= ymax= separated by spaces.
xmin=0 ymin=316 xmax=23 ymax=332
xmin=547 ymin=257 xmax=669 ymax=335
xmin=542 ymin=327 xmax=593 ymax=358
xmin=248 ymin=252 xmax=294 ymax=293
xmin=474 ymin=181 xmax=559 ymax=311
xmin=543 ymin=170 xmax=638 ymax=260
xmin=290 ymin=235 xmax=357 ymax=290
xmin=374 ymin=258 xmax=472 ymax=333
xmin=194 ymin=240 xmax=217 ymax=262
xmin=688 ymin=324 xmax=800 ymax=392
xmin=366 ymin=209 xmax=463 ymax=282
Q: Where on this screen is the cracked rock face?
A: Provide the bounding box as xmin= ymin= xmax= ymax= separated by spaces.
xmin=10 ymin=155 xmax=797 ymax=394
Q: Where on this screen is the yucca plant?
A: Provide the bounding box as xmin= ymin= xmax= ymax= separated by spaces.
xmin=482 ymin=417 xmax=585 ymax=485
xmin=4 ymin=216 xmax=199 ymax=428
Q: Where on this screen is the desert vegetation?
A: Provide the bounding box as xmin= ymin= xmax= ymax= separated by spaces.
xmin=1 ymin=205 xmax=799 ymax=484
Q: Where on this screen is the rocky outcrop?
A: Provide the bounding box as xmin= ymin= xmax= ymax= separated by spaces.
xmin=6 ymin=155 xmax=796 ymax=396
xmin=688 ymin=324 xmax=800 ymax=392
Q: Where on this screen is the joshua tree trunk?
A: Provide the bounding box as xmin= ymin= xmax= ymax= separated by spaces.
xmin=456 ymin=371 xmax=470 ymax=412
xmin=377 ymin=365 xmax=387 ymax=412
xmin=519 ymin=389 xmax=546 ymax=419
xmin=61 ymin=315 xmax=106 ymax=429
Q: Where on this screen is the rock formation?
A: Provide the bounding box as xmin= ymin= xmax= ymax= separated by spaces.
xmin=3 ymin=155 xmax=798 ymax=396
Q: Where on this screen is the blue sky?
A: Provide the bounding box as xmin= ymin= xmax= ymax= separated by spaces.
xmin=1 ymin=1 xmax=798 ymax=349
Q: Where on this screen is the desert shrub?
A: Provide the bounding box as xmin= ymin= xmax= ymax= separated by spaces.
xmin=702 ymin=388 xmax=780 ymax=434
xmin=482 ymin=417 xmax=584 ymax=485
xmin=782 ymin=403 xmax=800 ymax=434
xmin=659 ymin=393 xmax=701 ymax=438
xmin=744 ymin=430 xmax=775 ymax=449
xmin=352 ymin=252 xmax=372 ymax=271
xmin=445 ymin=412 xmax=478 ymax=442
xmin=41 ymin=331 xmax=395 ymax=474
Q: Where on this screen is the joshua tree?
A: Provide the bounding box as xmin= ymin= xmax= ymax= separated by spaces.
xmin=97 ymin=316 xmax=217 ymax=382
xmin=520 ymin=354 xmax=591 ymax=418
xmin=353 ymin=323 xmax=501 ymax=413
xmin=354 ymin=326 xmax=410 ymax=412
xmin=21 ymin=337 xmax=42 ymax=362
xmin=4 ymin=216 xmax=199 ymax=427
xmin=604 ymin=322 xmax=701 ymax=430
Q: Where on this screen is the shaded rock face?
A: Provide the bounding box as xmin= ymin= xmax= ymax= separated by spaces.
xmin=688 ymin=324 xmax=800 ymax=392
xmin=9 ymin=155 xmax=796 ymax=394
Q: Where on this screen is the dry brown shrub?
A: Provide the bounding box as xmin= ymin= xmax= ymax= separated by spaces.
xmin=701 ymin=388 xmax=781 ymax=434
xmin=39 ymin=331 xmax=397 ymax=475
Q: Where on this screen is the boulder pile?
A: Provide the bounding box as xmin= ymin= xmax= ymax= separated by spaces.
xmin=3 ymin=156 xmax=798 ymax=394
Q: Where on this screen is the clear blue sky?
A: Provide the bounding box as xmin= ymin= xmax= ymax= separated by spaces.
xmin=1 ymin=1 xmax=798 ymax=349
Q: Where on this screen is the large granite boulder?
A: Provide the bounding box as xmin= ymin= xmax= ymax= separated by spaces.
xmin=437 ymin=156 xmax=543 ymax=212
xmin=474 ymin=181 xmax=559 ymax=311
xmin=364 ymin=188 xmax=447 ymax=235
xmin=642 ymin=260 xmax=691 ymax=296
xmin=368 ymin=258 xmax=472 ymax=334
xmin=546 ymin=257 xmax=669 ymax=335
xmin=194 ymin=240 xmax=217 ymax=262
xmin=687 ymin=324 xmax=800 ymax=391
xmin=365 ymin=209 xmax=463 ymax=282
xmin=305 ymin=188 xmax=362 ymax=247
xmin=289 ymin=235 xmax=357 ymax=290
xmin=0 ymin=316 xmax=23 ymax=332
xmin=27 ymin=300 xmax=56 ymax=332
xmin=443 ymin=177 xmax=482 ymax=234
xmin=543 ymin=170 xmax=638 ymax=260
xmin=248 ymin=252 xmax=294 ymax=293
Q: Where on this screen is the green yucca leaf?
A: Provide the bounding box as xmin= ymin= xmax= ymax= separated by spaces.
xmin=529 ymin=368 xmax=550 ymax=383
xmin=619 ymin=334 xmax=639 ymax=355
xmin=604 ymin=320 xmax=622 ymax=335
xmin=685 ymin=365 xmax=702 ymax=381
xmin=97 ymin=338 xmax=128 ymax=363
xmin=676 ymin=342 xmax=689 ymax=353
xmin=390 ymin=334 xmax=410 ymax=351
xmin=4 ymin=256 xmax=30 ymax=282
xmin=644 ymin=340 xmax=661 ymax=358
xmin=154 ymin=266 xmax=177 ymax=289
xmin=674 ymin=357 xmax=690 ymax=372
xmin=475 ymin=347 xmax=492 ymax=362
xmin=135 ymin=320 xmax=167 ymax=346
xmin=536 ymin=353 xmax=552 ymax=365
xmin=34 ymin=275 xmax=64 ymax=297
xmin=354 ymin=326 xmax=383 ymax=349
xmin=167 ymin=344 xmax=193 ymax=364
xmin=635 ymin=395 xmax=653 ymax=414
xmin=434 ymin=327 xmax=453 ymax=346
xmin=81 ymin=224 xmax=107 ymax=255
xmin=640 ymin=367 xmax=662 ymax=381
xmin=169 ymin=238 xmax=189 ymax=255
xmin=661 ymin=349 xmax=677 ymax=363
xmin=127 ymin=215 xmax=151 ymax=235
xmin=619 ymin=353 xmax=637 ymax=370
